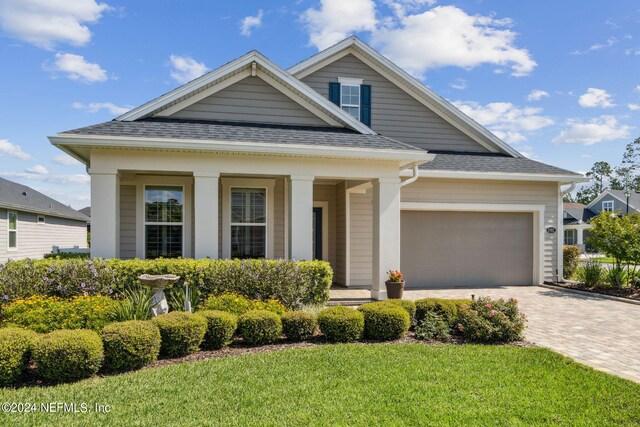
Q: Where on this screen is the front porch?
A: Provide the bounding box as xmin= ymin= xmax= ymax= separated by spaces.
xmin=90 ymin=150 xmax=411 ymax=300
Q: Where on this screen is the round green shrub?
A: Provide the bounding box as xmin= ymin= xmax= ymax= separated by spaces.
xmin=101 ymin=320 xmax=161 ymax=372
xmin=415 ymin=298 xmax=471 ymax=326
xmin=0 ymin=327 xmax=38 ymax=386
xmin=152 ymin=312 xmax=207 ymax=357
xmin=358 ymin=302 xmax=410 ymax=341
xmin=378 ymin=300 xmax=416 ymax=325
xmin=33 ymin=329 xmax=103 ymax=383
xmin=281 ymin=311 xmax=317 ymax=341
xmin=317 ymin=306 xmax=364 ymax=343
xmin=198 ymin=310 xmax=238 ymax=350
xmin=237 ymin=310 xmax=282 ymax=345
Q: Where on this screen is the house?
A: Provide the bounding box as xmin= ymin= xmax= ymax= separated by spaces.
xmin=564 ymin=189 xmax=640 ymax=250
xmin=79 ymin=206 xmax=91 ymax=233
xmin=0 ymin=177 xmax=89 ymax=262
xmin=49 ymin=36 xmax=586 ymax=299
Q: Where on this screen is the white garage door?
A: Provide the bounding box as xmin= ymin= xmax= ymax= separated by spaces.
xmin=401 ymin=211 xmax=533 ymax=288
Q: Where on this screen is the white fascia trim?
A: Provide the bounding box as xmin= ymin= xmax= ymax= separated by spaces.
xmin=116 ymin=50 xmax=375 ymax=135
xmin=50 ymin=134 xmax=431 ymax=163
xmin=338 ymin=77 xmax=364 ymax=85
xmin=403 ymin=168 xmax=589 ymax=183
xmin=288 ymin=36 xmax=522 ymax=158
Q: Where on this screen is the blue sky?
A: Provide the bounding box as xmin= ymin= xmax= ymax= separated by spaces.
xmin=0 ymin=0 xmax=639 ymax=208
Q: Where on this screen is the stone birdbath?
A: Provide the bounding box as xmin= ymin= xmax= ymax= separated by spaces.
xmin=138 ymin=274 xmax=180 ymax=316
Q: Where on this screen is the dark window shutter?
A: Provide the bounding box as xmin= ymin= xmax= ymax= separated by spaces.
xmin=360 ymin=84 xmax=371 ymax=126
xmin=329 ymin=82 xmax=341 ymax=106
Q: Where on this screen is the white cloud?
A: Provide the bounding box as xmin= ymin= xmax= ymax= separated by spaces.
xmin=72 ymin=101 xmax=129 ymax=115
xmin=552 ymin=115 xmax=631 ymax=145
xmin=629 ymin=103 xmax=640 ymax=111
xmin=0 ymin=139 xmax=30 ymax=160
xmin=1 ymin=171 xmax=90 ymax=185
xmin=453 ymin=100 xmax=554 ymax=144
xmin=53 ymin=154 xmax=81 ymax=166
xmin=450 ymin=78 xmax=467 ymax=90
xmin=527 ymin=89 xmax=549 ymax=101
xmin=578 ymin=88 xmax=615 ymax=108
xmin=571 ymin=37 xmax=617 ymax=55
xmin=302 ymin=0 xmax=377 ymax=50
xmin=169 ymin=54 xmax=209 ymax=84
xmin=52 ymin=52 xmax=108 ymax=83
xmin=240 ymin=9 xmax=263 ymax=37
xmin=382 ymin=0 xmax=437 ymax=19
xmin=635 ymin=85 xmax=640 ymax=93
xmin=0 ymin=0 xmax=110 ymax=50
xmin=372 ymin=5 xmax=536 ymax=78
xmin=25 ymin=165 xmax=48 ymax=175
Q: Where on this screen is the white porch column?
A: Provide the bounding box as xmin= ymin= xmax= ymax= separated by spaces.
xmin=371 ymin=177 xmax=401 ymax=300
xmin=194 ymin=172 xmax=219 ymax=259
xmin=577 ymin=227 xmax=584 ymax=245
xmin=289 ymin=175 xmax=314 ymax=260
xmin=90 ymin=170 xmax=120 ymax=258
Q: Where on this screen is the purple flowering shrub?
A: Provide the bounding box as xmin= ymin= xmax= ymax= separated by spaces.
xmin=0 ymin=258 xmax=332 ymax=309
xmin=457 ymin=297 xmax=526 ymax=343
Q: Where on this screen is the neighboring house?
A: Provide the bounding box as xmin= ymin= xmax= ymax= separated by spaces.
xmin=49 ymin=36 xmax=586 ymax=298
xmin=0 ymin=177 xmax=89 ymax=262
xmin=564 ymin=189 xmax=640 ymax=251
xmin=79 ymin=206 xmax=91 ymax=233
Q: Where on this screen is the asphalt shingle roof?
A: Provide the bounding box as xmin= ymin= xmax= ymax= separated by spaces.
xmin=563 ymin=203 xmax=596 ymax=225
xmin=419 ymin=151 xmax=582 ymax=176
xmin=62 ymin=118 xmax=424 ymax=152
xmin=603 ymin=189 xmax=640 ymax=211
xmin=0 ymin=177 xmax=89 ymax=222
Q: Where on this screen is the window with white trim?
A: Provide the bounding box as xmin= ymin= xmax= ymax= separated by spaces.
xmin=230 ymin=188 xmax=266 ymax=259
xmin=8 ymin=211 xmax=17 ymax=250
xmin=144 ymin=186 xmax=183 ymax=259
xmin=340 ymin=84 xmax=360 ymax=119
xmin=564 ymin=229 xmax=577 ymax=245
xmin=37 ymin=215 xmax=45 ymax=224
xmin=602 ymin=200 xmax=614 ymax=212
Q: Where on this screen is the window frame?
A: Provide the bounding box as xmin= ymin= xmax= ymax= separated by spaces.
xmin=338 ymin=77 xmax=363 ymax=120
xmin=7 ymin=211 xmax=17 ymax=251
xmin=143 ymin=184 xmax=185 ymax=259
xmin=229 ymin=187 xmax=268 ymax=259
xmin=37 ymin=215 xmax=46 ymax=224
xmin=222 ymin=178 xmax=275 ymax=259
xmin=602 ymin=200 xmax=614 ymax=213
xmin=564 ymin=228 xmax=577 ymax=245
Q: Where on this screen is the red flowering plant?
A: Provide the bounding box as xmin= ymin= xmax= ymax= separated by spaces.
xmin=456 ymin=297 xmax=525 ymax=343
xmin=386 ymin=270 xmax=404 ymax=283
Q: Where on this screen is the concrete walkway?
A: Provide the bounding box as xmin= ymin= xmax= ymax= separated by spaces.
xmin=330 ymin=285 xmax=640 ymax=383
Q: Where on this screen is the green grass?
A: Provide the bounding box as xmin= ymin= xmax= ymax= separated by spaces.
xmin=591 ymin=257 xmax=617 ymax=263
xmin=1 ymin=344 xmax=639 ymax=426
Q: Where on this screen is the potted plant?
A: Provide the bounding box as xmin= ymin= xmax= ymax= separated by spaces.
xmin=385 ymin=270 xmax=405 ymax=299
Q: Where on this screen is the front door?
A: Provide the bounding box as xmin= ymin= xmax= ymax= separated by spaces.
xmin=312 ymin=207 xmax=323 ymax=260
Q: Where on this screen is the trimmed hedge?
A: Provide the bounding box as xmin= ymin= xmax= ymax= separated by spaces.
xmin=152 ymin=312 xmax=207 ymax=357
xmin=358 ymin=302 xmax=410 ymax=341
xmin=317 ymin=306 xmax=364 ymax=343
xmin=0 ymin=258 xmax=332 ymax=309
xmin=33 ymin=329 xmax=103 ymax=383
xmin=198 ymin=310 xmax=238 ymax=350
xmin=415 ymin=298 xmax=472 ymax=326
xmin=0 ymin=327 xmax=38 ymax=386
xmin=101 ymin=321 xmax=161 ymax=371
xmin=281 ymin=311 xmax=317 ymax=341
xmin=378 ymin=300 xmax=416 ymax=326
xmin=1 ymin=295 xmax=117 ymax=333
xmin=238 ymin=310 xmax=282 ymax=345
xmin=201 ymin=293 xmax=286 ymax=316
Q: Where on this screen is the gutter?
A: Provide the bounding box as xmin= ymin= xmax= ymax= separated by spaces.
xmin=400 ymin=165 xmax=419 ymax=187
xmin=560 ymin=182 xmax=577 ymax=196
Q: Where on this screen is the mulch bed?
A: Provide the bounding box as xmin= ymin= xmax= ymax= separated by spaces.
xmin=546 ymin=281 xmax=640 ymax=301
xmin=13 ymin=334 xmax=533 ymax=389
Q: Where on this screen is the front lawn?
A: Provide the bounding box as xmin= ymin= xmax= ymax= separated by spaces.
xmin=1 ymin=344 xmax=639 ymax=426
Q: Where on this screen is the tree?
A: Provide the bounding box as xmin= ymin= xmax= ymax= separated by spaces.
xmin=585 ymin=161 xmax=612 ymax=194
xmin=587 ymin=212 xmax=640 ymax=270
xmin=563 ymin=193 xmax=575 ymax=203
xmin=575 ymin=186 xmax=598 ymax=205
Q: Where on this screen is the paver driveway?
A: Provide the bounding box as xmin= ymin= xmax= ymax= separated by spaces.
xmin=330 ymin=285 xmax=640 ymax=382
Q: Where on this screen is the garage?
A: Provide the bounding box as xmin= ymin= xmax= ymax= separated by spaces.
xmin=400 ymin=211 xmax=534 ymax=288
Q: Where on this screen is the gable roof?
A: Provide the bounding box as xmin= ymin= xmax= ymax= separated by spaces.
xmin=586 ymin=189 xmax=640 ymax=212
xmin=0 ymin=177 xmax=89 ymax=221
xmin=116 ymin=50 xmax=374 ymax=135
xmin=563 ymin=202 xmax=596 ymax=225
xmin=288 ymin=36 xmax=522 ymax=158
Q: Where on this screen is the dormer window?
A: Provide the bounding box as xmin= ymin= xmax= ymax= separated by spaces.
xmin=602 ymin=200 xmax=614 ymax=212
xmin=328 ymin=78 xmax=371 ymax=126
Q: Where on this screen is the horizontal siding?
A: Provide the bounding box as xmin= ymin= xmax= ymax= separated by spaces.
xmin=334 ymin=182 xmax=346 ymax=285
xmin=313 ymin=183 xmax=337 ymax=270
xmin=120 ymin=185 xmax=136 ymax=259
xmin=590 ymin=195 xmax=638 ymax=215
xmin=274 ymin=177 xmax=285 ymax=258
xmin=349 ymin=187 xmax=373 ymax=287
xmin=401 ymin=178 xmax=560 ymax=282
xmin=169 ymin=76 xmax=328 ymax=127
xmin=301 ymin=54 xmax=488 ymax=153
xmin=0 ymin=209 xmax=87 ymax=262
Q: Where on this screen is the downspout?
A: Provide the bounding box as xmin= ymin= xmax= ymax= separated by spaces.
xmin=557 ymin=181 xmax=577 ymax=284
xmin=400 ymin=165 xmax=419 ymax=187
xmin=560 ymin=181 xmax=576 ymax=196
